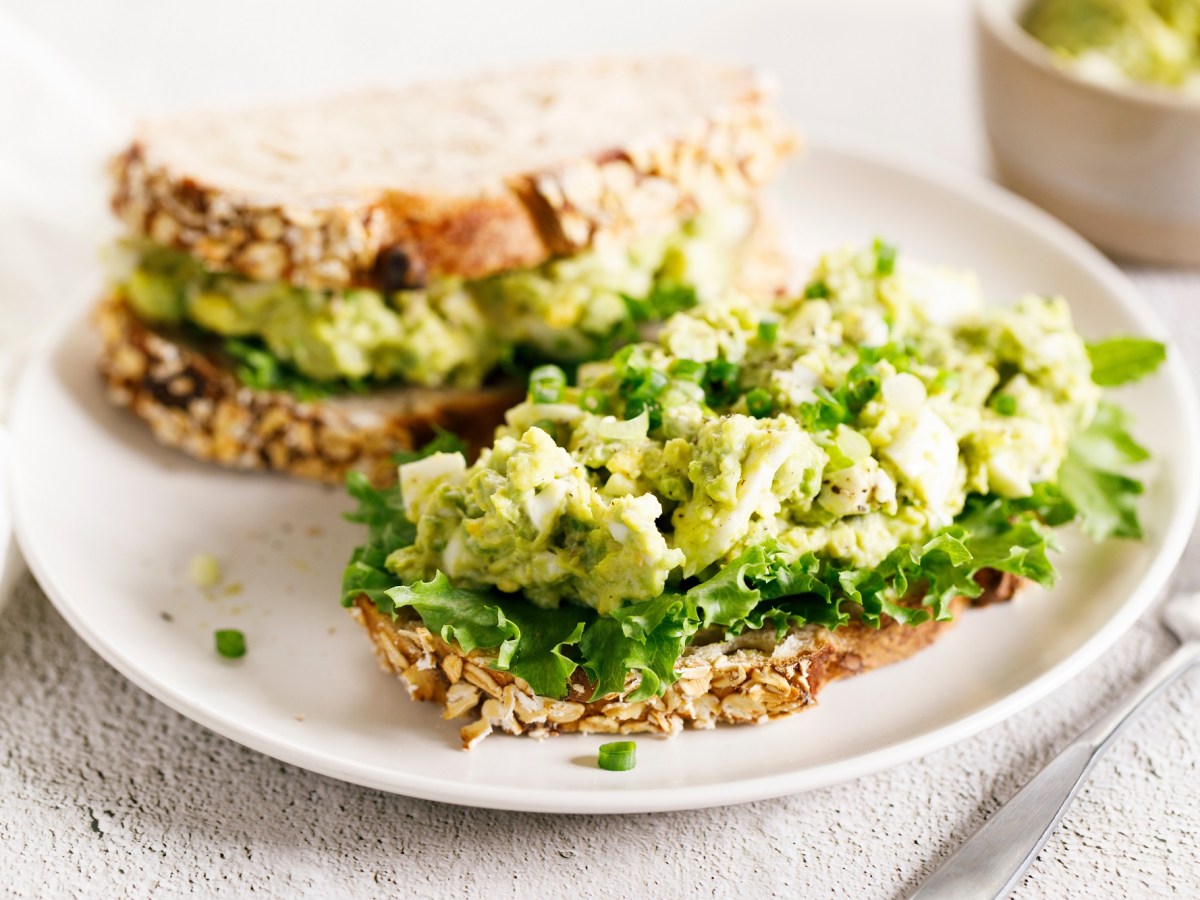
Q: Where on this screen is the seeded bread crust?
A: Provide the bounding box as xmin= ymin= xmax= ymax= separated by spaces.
xmin=351 ymin=571 xmax=1023 ymax=749
xmin=111 ymin=58 xmax=797 ymax=290
xmin=95 ymin=296 xmax=524 ymax=485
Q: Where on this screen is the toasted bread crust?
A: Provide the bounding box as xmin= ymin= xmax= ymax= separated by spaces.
xmin=95 ymin=297 xmax=523 ymax=485
xmin=111 ymin=60 xmax=796 ymax=290
xmin=351 ymin=573 xmax=1023 ymax=748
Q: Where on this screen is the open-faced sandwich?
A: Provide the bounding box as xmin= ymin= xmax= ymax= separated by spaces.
xmin=342 ymin=241 xmax=1165 ymax=747
xmin=96 ymin=58 xmax=795 ymax=484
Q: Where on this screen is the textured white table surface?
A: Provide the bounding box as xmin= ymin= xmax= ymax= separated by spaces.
xmin=2 ymin=1 xmax=1199 ymax=898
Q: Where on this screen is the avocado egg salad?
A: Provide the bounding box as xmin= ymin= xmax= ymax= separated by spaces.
xmin=1024 ymin=0 xmax=1200 ymax=95
xmin=115 ymin=205 xmax=753 ymax=396
xmin=342 ymin=241 xmax=1166 ymax=746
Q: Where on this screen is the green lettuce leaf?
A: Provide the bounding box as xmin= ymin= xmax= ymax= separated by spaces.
xmin=342 ymin=498 xmax=1062 ymax=700
xmin=343 ymin=472 xmax=414 ymax=562
xmin=685 ymin=503 xmax=1057 ymax=637
xmin=1057 ymin=401 xmax=1149 ymax=540
xmin=381 ymin=573 xmax=519 ymax=656
xmin=224 ymin=337 xmax=368 ymax=400
xmin=1086 ymin=337 xmax=1166 ymax=387
xmin=339 ymin=429 xmax=469 ymax=607
xmin=491 ymin=604 xmax=587 ymax=698
xmin=1067 ymin=402 xmax=1149 ymax=470
xmin=757 ymin=551 xmax=831 ymax=603
xmin=740 ymin=552 xmax=849 ymax=634
xmin=340 ymin=470 xmax=415 ymax=611
xmin=955 ymin=501 xmax=1060 ymax=592
xmin=1058 ymin=461 xmax=1144 ymax=541
xmin=342 ymin=545 xmax=403 ymax=610
xmin=741 ymin=595 xmax=850 ymax=636
xmin=1005 ymin=481 xmax=1078 ymax=528
xmin=381 ymin=573 xmax=588 ymax=698
xmin=581 ymin=593 xmax=695 ymax=701
xmin=686 ymin=544 xmax=775 ymax=627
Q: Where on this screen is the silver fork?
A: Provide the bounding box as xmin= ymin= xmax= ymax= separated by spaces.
xmin=910 ymin=590 xmax=1200 ymax=900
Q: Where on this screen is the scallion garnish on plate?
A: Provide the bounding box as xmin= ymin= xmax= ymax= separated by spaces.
xmin=597 ymin=740 xmax=637 ymax=771
xmin=215 ymin=629 xmax=246 ymax=659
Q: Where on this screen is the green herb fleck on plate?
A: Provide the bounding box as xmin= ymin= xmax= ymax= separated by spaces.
xmin=598 ymin=741 xmax=637 ymax=771
xmin=215 ymin=629 xmax=246 ymax=659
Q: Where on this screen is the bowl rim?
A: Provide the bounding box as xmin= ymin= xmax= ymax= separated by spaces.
xmin=976 ymin=0 xmax=1200 ymax=115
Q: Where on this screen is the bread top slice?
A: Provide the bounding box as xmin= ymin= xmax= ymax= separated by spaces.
xmin=112 ymin=57 xmax=797 ymax=290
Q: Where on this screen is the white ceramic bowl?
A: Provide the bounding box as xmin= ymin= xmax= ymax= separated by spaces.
xmin=977 ymin=0 xmax=1200 ymax=266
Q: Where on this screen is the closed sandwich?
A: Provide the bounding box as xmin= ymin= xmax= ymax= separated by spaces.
xmin=98 ymin=58 xmax=796 ymax=484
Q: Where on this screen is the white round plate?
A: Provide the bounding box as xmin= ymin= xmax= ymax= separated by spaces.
xmin=10 ymin=135 xmax=1199 ymax=814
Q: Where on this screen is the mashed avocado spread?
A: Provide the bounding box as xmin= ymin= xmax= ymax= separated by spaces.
xmin=342 ymin=242 xmax=1165 ymax=701
xmin=1024 ymin=0 xmax=1200 ymax=92
xmin=118 ymin=207 xmax=751 ymax=391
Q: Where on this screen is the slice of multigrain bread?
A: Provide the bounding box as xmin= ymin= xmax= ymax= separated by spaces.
xmin=95 ymin=297 xmax=524 ymax=485
xmin=350 ymin=570 xmax=1023 ymax=748
xmin=110 ymin=58 xmax=797 ymax=290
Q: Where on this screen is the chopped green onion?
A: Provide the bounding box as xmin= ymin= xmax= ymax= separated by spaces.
xmin=835 ymin=427 xmax=873 ymax=464
xmin=215 ymin=629 xmax=246 ymax=659
xmin=638 ymin=369 xmax=670 ymax=398
xmin=746 ymin=388 xmax=774 ymax=418
xmin=993 ymin=394 xmax=1018 ymax=416
xmin=530 ymin=365 xmax=567 ymax=404
xmin=757 ymin=318 xmax=779 ymax=344
xmin=804 ymin=280 xmax=830 ymax=299
xmin=669 ymin=359 xmax=707 ymax=384
xmin=597 ymin=740 xmax=637 ymax=771
xmin=579 ymin=388 xmax=609 ymax=414
xmin=799 ymin=385 xmax=849 ymax=432
xmin=619 ymin=365 xmax=669 ymax=402
xmin=704 ymin=359 xmax=741 ymax=405
xmin=874 ymin=239 xmax=897 ymax=276
xmin=612 ymin=344 xmax=647 ymax=376
xmin=624 ymin=397 xmax=661 ymax=431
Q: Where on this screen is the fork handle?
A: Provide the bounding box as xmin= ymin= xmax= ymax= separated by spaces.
xmin=910 ymin=640 xmax=1200 ymax=900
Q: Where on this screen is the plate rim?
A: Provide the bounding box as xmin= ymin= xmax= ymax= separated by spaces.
xmin=12 ymin=128 xmax=1200 ymax=814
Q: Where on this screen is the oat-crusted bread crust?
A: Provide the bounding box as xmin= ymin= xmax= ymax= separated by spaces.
xmin=95 ymin=297 xmax=523 ymax=485
xmin=111 ymin=57 xmax=797 ymax=290
xmin=351 ymin=571 xmax=1024 ymax=748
